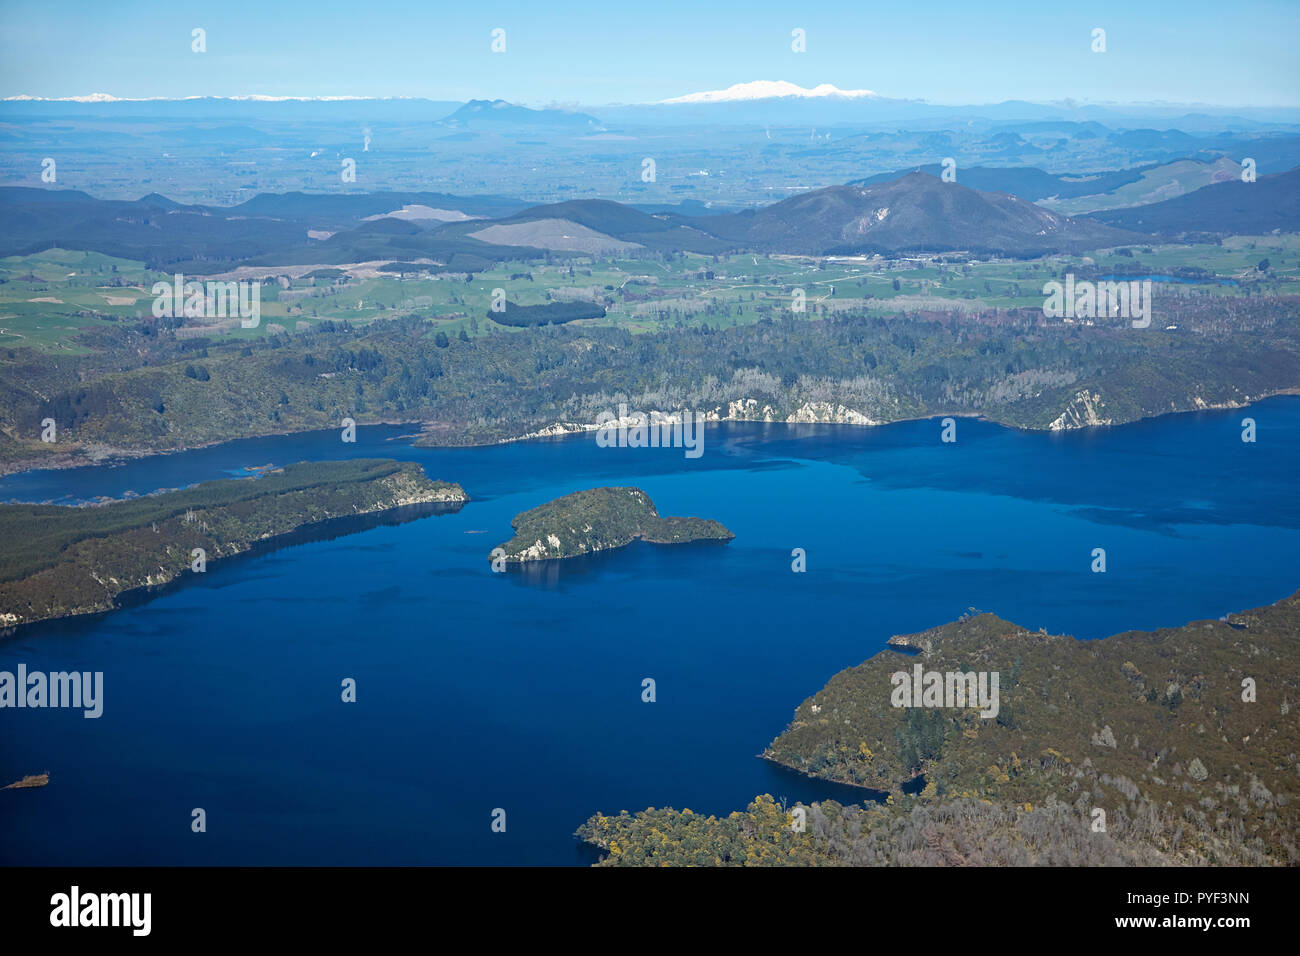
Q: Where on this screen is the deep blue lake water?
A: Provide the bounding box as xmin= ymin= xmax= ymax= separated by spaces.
xmin=2 ymin=398 xmax=1298 ymax=865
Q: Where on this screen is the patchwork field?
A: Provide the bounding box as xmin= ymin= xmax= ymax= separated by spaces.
xmin=3 ymin=236 xmax=1298 ymax=353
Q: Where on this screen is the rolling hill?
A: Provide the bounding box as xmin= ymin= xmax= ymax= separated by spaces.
xmin=701 ymin=171 xmax=1139 ymax=256
xmin=0 ymin=189 xmax=310 ymax=268
xmin=1037 ymin=157 xmax=1244 ymax=214
xmin=855 ymin=158 xmax=1254 ymax=214
xmin=851 ymin=161 xmax=1188 ymax=202
xmin=10 ymin=164 xmax=1291 ymax=271
xmin=1091 ymin=167 xmax=1300 ymax=236
xmin=0 ymin=188 xmax=529 ymax=271
xmin=449 ymin=199 xmax=729 ymax=254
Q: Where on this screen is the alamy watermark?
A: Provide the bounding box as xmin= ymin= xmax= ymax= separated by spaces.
xmin=594 ymin=404 xmax=704 ymax=458
xmin=1042 ymin=275 xmax=1152 ymax=328
xmin=1 ymin=665 xmax=103 ymax=718
xmin=890 ymin=664 xmax=1000 ymax=718
xmin=50 ymin=886 xmax=150 ymax=936
xmin=152 ymin=273 xmax=261 ymax=328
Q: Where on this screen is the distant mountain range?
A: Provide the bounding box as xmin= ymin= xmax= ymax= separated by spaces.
xmin=2 ymin=161 xmax=1296 ymax=270
xmin=660 ymin=81 xmax=878 ymax=104
xmin=435 ymin=99 xmax=603 ymax=131
xmin=601 ymin=83 xmax=1300 ymax=129
xmin=6 ymin=88 xmax=1300 ymax=129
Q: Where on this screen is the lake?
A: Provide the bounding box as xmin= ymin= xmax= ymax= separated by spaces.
xmin=1097 ymin=274 xmax=1240 ymax=286
xmin=2 ymin=398 xmax=1298 ymax=864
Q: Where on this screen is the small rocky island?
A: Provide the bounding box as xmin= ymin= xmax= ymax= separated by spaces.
xmin=4 ymin=773 xmax=50 ymax=790
xmin=0 ymin=459 xmax=466 ymax=630
xmin=492 ymin=487 xmax=733 ymax=564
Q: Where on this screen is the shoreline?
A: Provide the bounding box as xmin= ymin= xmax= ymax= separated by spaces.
xmin=758 ymin=585 xmax=1300 ymax=797
xmin=0 ymin=415 xmax=430 ymax=481
xmin=3 ymin=390 xmax=1297 ymax=484
xmin=0 ymin=497 xmax=466 ymax=640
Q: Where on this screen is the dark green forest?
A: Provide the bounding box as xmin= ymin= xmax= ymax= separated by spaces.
xmin=495 ymin=486 xmax=731 ymax=562
xmin=581 ymin=588 xmax=1300 ymax=866
xmin=0 ymin=459 xmax=465 ymax=627
xmin=3 ymin=294 xmax=1297 ymax=473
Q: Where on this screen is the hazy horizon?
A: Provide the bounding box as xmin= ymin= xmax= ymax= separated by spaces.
xmin=2 ymin=0 xmax=1297 ymax=107
xmin=2 ymin=85 xmax=1298 ymax=112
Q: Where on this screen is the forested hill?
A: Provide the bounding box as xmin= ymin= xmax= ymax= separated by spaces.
xmin=493 ymin=487 xmax=732 ymax=563
xmin=4 ymin=297 xmax=1299 ymax=476
xmin=578 ymin=589 xmax=1300 ymax=866
xmin=0 ymin=459 xmax=466 ymax=630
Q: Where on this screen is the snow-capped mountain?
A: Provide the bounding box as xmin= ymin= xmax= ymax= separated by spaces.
xmin=661 ymin=81 xmax=878 ymax=104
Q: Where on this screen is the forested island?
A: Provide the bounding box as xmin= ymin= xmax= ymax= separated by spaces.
xmin=0 ymin=459 xmax=465 ymax=630
xmin=492 ymin=487 xmax=732 ymax=563
xmin=578 ymin=588 xmax=1299 ymax=866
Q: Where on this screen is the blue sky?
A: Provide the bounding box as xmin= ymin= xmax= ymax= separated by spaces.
xmin=2 ymin=0 xmax=1297 ymax=106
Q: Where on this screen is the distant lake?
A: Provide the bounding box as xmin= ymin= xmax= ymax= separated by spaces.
xmin=2 ymin=398 xmax=1298 ymax=865
xmin=1098 ymin=274 xmax=1239 ymax=286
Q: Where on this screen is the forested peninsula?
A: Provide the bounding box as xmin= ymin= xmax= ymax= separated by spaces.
xmin=0 ymin=459 xmax=465 ymax=630
xmin=579 ymin=589 xmax=1299 ymax=866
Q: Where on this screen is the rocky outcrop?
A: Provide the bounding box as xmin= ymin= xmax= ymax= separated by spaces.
xmin=4 ymin=773 xmax=50 ymax=789
xmin=1048 ymin=389 xmax=1112 ymax=430
xmin=516 ymin=397 xmax=879 ymax=442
